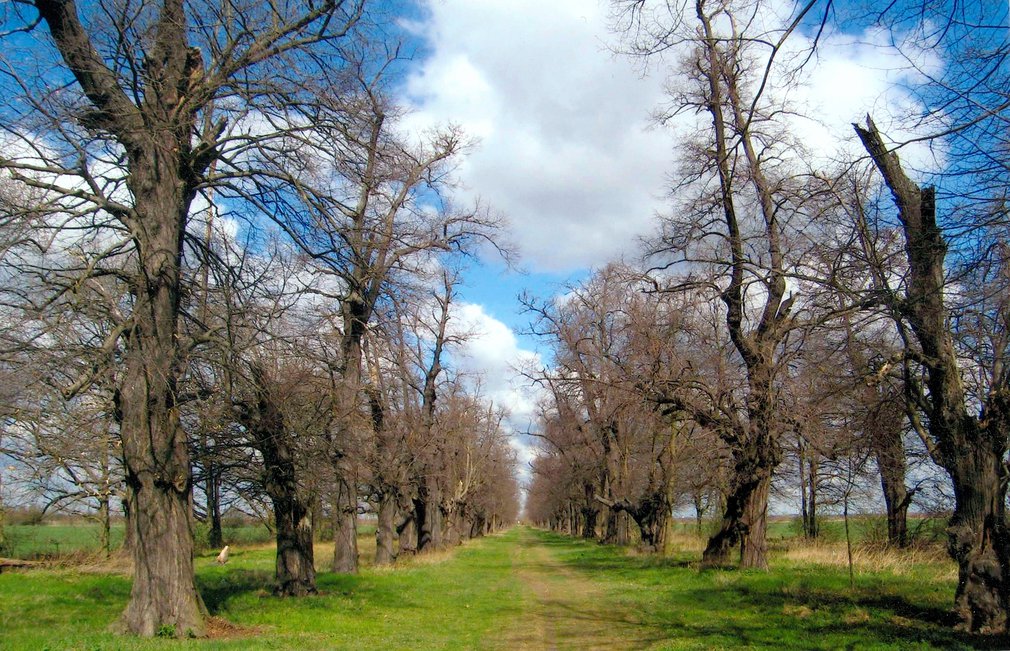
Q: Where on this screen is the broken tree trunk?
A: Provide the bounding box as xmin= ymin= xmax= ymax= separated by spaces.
xmin=855 ymin=116 xmax=1010 ymax=632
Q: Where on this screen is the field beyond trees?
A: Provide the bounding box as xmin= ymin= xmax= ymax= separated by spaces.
xmin=2 ymin=525 xmax=1005 ymax=650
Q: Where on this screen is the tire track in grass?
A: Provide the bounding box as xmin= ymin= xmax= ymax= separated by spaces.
xmin=497 ymin=528 xmax=649 ymax=650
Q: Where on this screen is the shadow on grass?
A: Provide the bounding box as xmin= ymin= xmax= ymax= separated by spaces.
xmin=198 ymin=569 xmax=272 ymax=613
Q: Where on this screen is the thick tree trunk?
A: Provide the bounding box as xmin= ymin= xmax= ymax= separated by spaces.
xmin=442 ymin=504 xmax=463 ymax=546
xmin=424 ymin=494 xmax=444 ymax=551
xmin=637 ymin=496 xmax=671 ymax=552
xmin=872 ymin=399 xmax=910 ymax=547
xmin=242 ymin=364 xmax=317 ymax=596
xmin=603 ymin=508 xmax=620 ymax=545
xmin=120 ymin=475 xmax=205 ymax=637
xmin=879 ymin=446 xmax=910 ymax=548
xmin=374 ymin=491 xmax=397 ymax=566
xmin=855 ymin=117 xmax=1010 ymax=631
xmin=739 ymin=473 xmax=770 ymax=569
xmin=413 ymin=495 xmax=428 ymax=549
xmin=703 ymin=454 xmax=773 ymax=570
xmin=581 ymin=507 xmax=598 ymax=539
xmin=619 ymin=511 xmax=632 ymax=545
xmin=947 ymin=438 xmax=1010 ymax=632
xmin=34 ymin=0 xmax=214 ymax=635
xmin=416 ymin=481 xmax=445 ymax=552
xmin=331 ymin=476 xmax=358 ymax=573
xmin=397 ymin=508 xmax=417 ymax=555
xmin=469 ymin=513 xmax=486 ymax=539
xmin=273 ymin=496 xmax=316 ymax=596
xmin=117 ymin=201 xmax=205 ymax=637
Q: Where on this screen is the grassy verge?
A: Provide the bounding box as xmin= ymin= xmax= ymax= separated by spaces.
xmin=0 ymin=531 xmax=523 ymax=651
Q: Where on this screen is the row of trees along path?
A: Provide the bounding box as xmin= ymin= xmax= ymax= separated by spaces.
xmin=0 ymin=0 xmax=518 ymax=638
xmin=3 ymin=0 xmax=1010 ymax=640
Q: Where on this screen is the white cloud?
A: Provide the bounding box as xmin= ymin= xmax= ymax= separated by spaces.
xmin=402 ymin=0 xmax=674 ymax=272
xmin=449 ymin=301 xmax=545 ymax=478
xmin=450 ymin=302 xmax=542 ymax=425
xmin=786 ymin=26 xmax=944 ymax=175
xmin=403 ymin=1 xmax=944 ymax=275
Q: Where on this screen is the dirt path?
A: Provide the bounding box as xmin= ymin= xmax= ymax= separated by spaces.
xmin=497 ymin=528 xmax=649 ymax=650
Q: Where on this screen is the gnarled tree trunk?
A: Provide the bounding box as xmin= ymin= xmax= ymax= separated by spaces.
xmin=874 ymin=410 xmax=911 ymax=548
xmin=856 ymin=116 xmax=1010 ymax=631
xmin=273 ymin=496 xmax=316 ymax=596
xmin=948 ymin=440 xmax=1009 ymax=631
xmin=420 ymin=483 xmax=444 ymax=551
xmin=703 ymin=437 xmax=776 ymax=569
xmin=397 ymin=504 xmax=418 ymax=555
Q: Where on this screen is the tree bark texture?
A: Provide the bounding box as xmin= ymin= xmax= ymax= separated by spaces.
xmin=374 ymin=491 xmax=397 ymax=566
xmin=597 ymin=491 xmax=671 ymax=552
xmin=703 ymin=442 xmax=775 ymax=570
xmin=870 ymin=397 xmax=910 ymax=547
xmin=273 ymin=496 xmax=316 ymax=596
xmin=332 ymin=474 xmax=359 ymax=573
xmin=420 ymin=485 xmax=444 ymax=551
xmin=581 ymin=506 xmax=598 ymax=539
xmin=33 ymin=0 xmax=216 ymax=635
xmin=397 ymin=509 xmax=417 ymax=555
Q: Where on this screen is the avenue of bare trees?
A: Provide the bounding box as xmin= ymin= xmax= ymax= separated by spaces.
xmin=2 ymin=0 xmax=1010 ymax=641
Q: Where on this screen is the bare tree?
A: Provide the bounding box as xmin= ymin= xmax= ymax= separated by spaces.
xmin=242 ymin=46 xmax=505 ymax=570
xmin=0 ymin=0 xmax=365 ymax=636
xmin=855 ymin=116 xmax=1010 ymax=632
xmin=606 ymin=0 xmax=840 ymax=568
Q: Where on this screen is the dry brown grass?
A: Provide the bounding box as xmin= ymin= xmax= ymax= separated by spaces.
xmin=781 ymin=539 xmax=955 ymax=579
xmin=663 ymin=532 xmax=707 ymax=554
xmin=657 ymin=529 xmax=957 ymax=581
xmin=31 ymin=548 xmax=134 ymax=575
xmin=205 ymin=615 xmax=264 ymax=639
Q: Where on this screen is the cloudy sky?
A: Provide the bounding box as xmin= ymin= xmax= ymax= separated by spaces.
xmin=397 ymin=0 xmax=935 ymax=474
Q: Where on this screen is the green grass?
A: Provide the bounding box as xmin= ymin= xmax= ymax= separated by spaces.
xmin=0 ymin=531 xmax=524 ymax=650
xmin=1 ymin=523 xmax=126 ymax=558
xmin=532 ymin=529 xmax=990 ymax=650
xmin=1 ymin=526 xmax=1006 ymax=650
xmin=2 ymin=521 xmax=283 ymax=559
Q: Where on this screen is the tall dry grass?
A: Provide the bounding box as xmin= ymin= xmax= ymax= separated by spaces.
xmin=659 ymin=530 xmax=956 ymax=580
xmin=780 ymin=538 xmax=955 ymax=578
